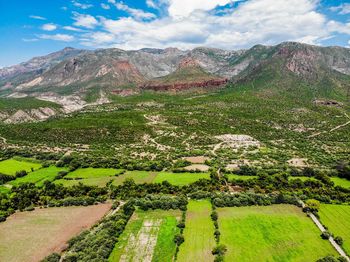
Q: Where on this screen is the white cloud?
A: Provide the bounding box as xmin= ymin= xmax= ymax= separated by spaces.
xmin=63 ymin=25 xmax=86 ymax=32
xmin=101 ymin=3 xmax=111 ymax=10
xmin=330 ymin=3 xmax=350 ymax=15
xmin=38 ymin=34 xmax=75 ymax=42
xmin=108 ymin=0 xmax=156 ymax=20
xmin=72 ymin=12 xmax=99 ymax=28
xmin=72 ymin=0 xmax=93 ymax=9
xmin=42 ymin=23 xmax=57 ymax=31
xmin=29 ymin=15 xmax=46 ymax=20
xmin=168 ymin=0 xmax=236 ymax=18
xmin=22 ymin=38 xmax=39 ymax=42
xmin=84 ymin=0 xmax=334 ymax=50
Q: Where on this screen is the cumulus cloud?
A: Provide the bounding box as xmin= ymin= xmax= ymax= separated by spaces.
xmin=38 ymin=34 xmax=75 ymax=42
xmin=330 ymin=3 xmax=350 ymax=15
xmin=168 ymin=0 xmax=236 ymax=18
xmin=72 ymin=12 xmax=99 ymax=28
xmin=79 ymin=0 xmax=333 ymax=50
xmin=38 ymin=0 xmax=349 ymax=50
xmin=41 ymin=23 xmax=57 ymax=31
xmin=72 ymin=0 xmax=93 ymax=9
xmin=63 ymin=26 xmax=86 ymax=32
xmin=29 ymin=15 xmax=46 ymax=20
xmin=101 ymin=3 xmax=111 ymax=10
xmin=108 ymin=0 xmax=156 ymax=20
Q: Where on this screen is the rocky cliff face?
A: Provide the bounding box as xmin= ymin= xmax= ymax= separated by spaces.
xmin=1 ymin=42 xmax=350 ymax=98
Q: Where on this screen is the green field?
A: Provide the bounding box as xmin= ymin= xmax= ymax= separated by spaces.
xmin=54 ymin=169 xmax=209 ymax=187
xmin=288 ymin=176 xmax=317 ymax=182
xmin=177 ymin=200 xmax=215 ymax=262
xmin=226 ymin=174 xmax=257 ymax=181
xmin=218 ymin=205 xmax=337 ymax=262
xmin=330 ymin=177 xmax=350 ymax=188
xmin=319 ymin=204 xmax=350 ymax=255
xmin=0 ymin=158 xmax=42 ymax=176
xmin=54 ymin=168 xmax=123 ymax=187
xmin=153 ymin=172 xmax=210 ymax=186
xmin=109 ymin=209 xmax=181 ymax=262
xmin=9 ymin=166 xmax=68 ymax=187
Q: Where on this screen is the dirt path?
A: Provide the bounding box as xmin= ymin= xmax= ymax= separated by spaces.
xmin=0 ymin=136 xmax=7 ymax=144
xmin=309 ymin=112 xmax=350 ymax=138
xmin=299 ymin=201 xmax=350 ymax=261
xmin=211 ymin=142 xmax=224 ymax=156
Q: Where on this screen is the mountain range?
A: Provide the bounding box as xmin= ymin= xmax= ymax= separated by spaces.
xmin=1 ymin=42 xmax=350 ymax=102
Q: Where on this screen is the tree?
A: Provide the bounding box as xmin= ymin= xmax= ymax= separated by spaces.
xmin=174 ymin=234 xmax=184 ymax=245
xmin=321 ymin=231 xmax=331 ymax=240
xmin=334 ymin=236 xmax=344 ymax=246
xmin=212 ymin=244 xmax=227 ymax=256
xmin=305 ymin=199 xmax=320 ymax=212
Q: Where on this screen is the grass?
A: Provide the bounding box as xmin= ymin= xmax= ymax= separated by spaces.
xmin=54 ymin=169 xmax=209 ymax=187
xmin=0 ymin=158 xmax=42 ymax=176
xmin=177 ymin=200 xmax=215 ymax=262
xmin=54 ymin=168 xmax=123 ymax=187
xmin=8 ymin=166 xmax=68 ymax=187
xmin=153 ymin=172 xmax=210 ymax=186
xmin=319 ymin=204 xmax=350 ymax=255
xmin=109 ymin=209 xmax=181 ymax=262
xmin=0 ymin=186 xmax=10 ymax=194
xmin=0 ymin=204 xmax=111 ymax=262
xmin=330 ymin=177 xmax=350 ymax=188
xmin=226 ymin=174 xmax=257 ymax=181
xmin=217 ymin=204 xmax=337 ymax=262
xmin=288 ymin=176 xmax=317 ymax=182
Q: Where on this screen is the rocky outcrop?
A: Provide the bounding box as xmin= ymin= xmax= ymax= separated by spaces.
xmin=141 ymin=78 xmax=228 ymax=91
xmin=1 ymin=107 xmax=58 ymax=124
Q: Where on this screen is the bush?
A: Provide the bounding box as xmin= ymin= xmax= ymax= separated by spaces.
xmin=15 ymin=170 xmax=27 ymax=178
xmin=41 ymin=253 xmax=61 ymax=262
xmin=174 ymin=234 xmax=184 ymax=245
xmin=212 ymin=244 xmax=227 ymax=256
xmin=334 ymin=236 xmax=344 ymax=246
xmin=321 ymin=231 xmax=331 ymax=240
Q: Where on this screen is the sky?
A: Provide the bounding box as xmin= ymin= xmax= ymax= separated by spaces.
xmin=0 ymin=0 xmax=350 ymax=67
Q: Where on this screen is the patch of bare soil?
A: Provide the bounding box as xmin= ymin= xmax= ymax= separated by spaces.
xmin=0 ymin=203 xmax=111 ymax=262
xmin=184 ymin=164 xmax=210 ymax=172
xmin=287 ymin=158 xmax=308 ymax=168
xmin=120 ymin=219 xmax=162 ymax=262
xmin=212 ymin=134 xmax=260 ymax=155
xmin=183 ymin=156 xmax=210 ymax=164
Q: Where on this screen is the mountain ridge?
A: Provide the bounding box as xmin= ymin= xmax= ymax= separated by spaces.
xmin=1 ymin=41 xmax=350 ymax=102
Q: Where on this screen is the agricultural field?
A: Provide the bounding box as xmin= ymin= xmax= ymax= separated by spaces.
xmin=0 ymin=158 xmax=41 ymax=176
xmin=54 ymin=168 xmax=124 ymax=187
xmin=153 ymin=172 xmax=210 ymax=186
xmin=288 ymin=176 xmax=317 ymax=182
xmin=8 ymin=166 xmax=68 ymax=187
xmin=109 ymin=209 xmax=181 ymax=262
xmin=330 ymin=177 xmax=350 ymax=188
xmin=217 ymin=205 xmax=337 ymax=262
xmin=177 ymin=200 xmax=215 ymax=262
xmin=54 ymin=169 xmax=210 ymax=187
xmin=226 ymin=174 xmax=257 ymax=181
xmin=319 ymin=204 xmax=350 ymax=255
xmin=0 ymin=204 xmax=111 ymax=262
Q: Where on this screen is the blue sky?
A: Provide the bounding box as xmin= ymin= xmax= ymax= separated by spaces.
xmin=0 ymin=0 xmax=350 ymax=67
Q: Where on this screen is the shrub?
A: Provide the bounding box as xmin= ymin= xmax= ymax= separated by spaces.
xmin=15 ymin=170 xmax=27 ymax=178
xmin=41 ymin=253 xmax=61 ymax=262
xmin=212 ymin=244 xmax=227 ymax=256
xmin=321 ymin=231 xmax=331 ymax=240
xmin=174 ymin=234 xmax=184 ymax=245
xmin=334 ymin=236 xmax=344 ymax=246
